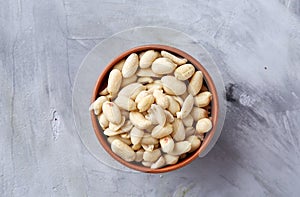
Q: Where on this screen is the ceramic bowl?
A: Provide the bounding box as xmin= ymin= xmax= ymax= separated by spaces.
xmin=90 ymin=44 xmax=219 ymax=173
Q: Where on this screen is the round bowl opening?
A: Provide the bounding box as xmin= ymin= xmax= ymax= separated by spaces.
xmin=90 ymin=44 xmax=219 ymax=173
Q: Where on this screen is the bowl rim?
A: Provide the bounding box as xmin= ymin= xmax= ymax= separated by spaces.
xmin=90 ymin=44 xmax=219 ymax=173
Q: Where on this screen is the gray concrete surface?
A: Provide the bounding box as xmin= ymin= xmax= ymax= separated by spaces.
xmin=1 ymin=0 xmax=300 ymax=196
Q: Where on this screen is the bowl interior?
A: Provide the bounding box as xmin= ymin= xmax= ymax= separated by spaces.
xmin=91 ymin=44 xmax=219 ymax=173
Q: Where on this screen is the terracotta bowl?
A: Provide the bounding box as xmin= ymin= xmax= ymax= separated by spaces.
xmin=90 ymin=44 xmax=219 ymax=173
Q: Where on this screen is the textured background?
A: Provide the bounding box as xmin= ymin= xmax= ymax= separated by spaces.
xmin=1 ymin=0 xmax=300 ymax=196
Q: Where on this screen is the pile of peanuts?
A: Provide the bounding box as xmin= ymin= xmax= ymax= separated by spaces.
xmin=89 ymin=50 xmax=213 ymax=169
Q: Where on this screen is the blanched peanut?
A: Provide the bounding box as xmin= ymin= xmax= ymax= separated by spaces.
xmin=141 ymin=144 xmax=154 ymax=152
xmin=111 ymin=139 xmax=136 ymax=162
xmin=160 ymin=135 xmax=175 ymax=154
xmin=187 ymin=135 xmax=201 ymax=152
xmin=109 ymin=116 xmax=126 ymax=131
xmin=137 ymin=77 xmax=154 ymax=85
xmin=167 ymin=96 xmax=180 ymax=116
xmin=89 ymin=96 xmax=108 ymax=115
xmin=104 ymin=128 xmax=128 ymax=137
xmin=185 ymin=127 xmax=196 ymax=138
xmin=188 ymin=71 xmax=203 ymax=96
xmin=118 ymin=83 xmax=144 ymax=99
xmin=194 ymin=91 xmax=212 ymax=107
xmin=191 ymin=107 xmax=208 ymax=121
xmin=176 ymin=94 xmax=194 ymax=119
xmin=162 ymin=76 xmax=186 ymax=96
xmin=121 ymin=121 xmax=133 ymax=132
xmin=135 ymin=90 xmax=150 ymax=103
xmin=141 ymin=133 xmax=159 ymax=145
xmin=147 ymin=104 xmax=166 ymax=126
xmin=135 ymin=149 xmax=144 ymax=162
xmin=114 ymin=95 xmax=137 ymax=111
xmin=152 ymin=57 xmax=177 ymax=74
xmin=107 ymin=135 xmax=131 ymax=145
xmin=129 ymin=112 xmax=152 ymax=129
xmin=122 ymin=53 xmax=139 ymax=78
xmin=98 ymin=114 xmax=109 ymax=129
xmin=121 ymin=75 xmax=138 ymax=88
xmin=172 ymin=119 xmax=185 ymax=141
xmin=146 ymin=83 xmax=163 ymax=92
xmin=113 ymin=59 xmax=125 ymax=71
xmin=173 ymin=96 xmax=184 ymax=107
xmin=137 ymin=68 xmax=162 ymax=78
xmin=161 ymin=50 xmax=187 ymax=65
xmin=174 ymin=64 xmax=195 ymax=80
xmin=143 ymin=149 xmax=161 ymax=162
xmin=153 ymin=89 xmax=169 ymax=109
xmin=182 ymin=114 xmax=193 ymax=127
xmin=102 ymin=101 xmax=122 ymax=124
xmin=107 ymin=69 xmax=122 ymax=97
xmin=139 ymin=50 xmax=159 ymax=68
xmin=151 ymin=156 xmax=166 ymax=169
xmin=164 ymin=154 xmax=179 ymax=165
xmin=137 ymin=94 xmax=155 ymax=112
xmin=196 ymin=118 xmax=212 ymax=134
xmin=169 ymin=141 xmax=191 ymax=156
xmin=164 ymin=110 xmax=175 ymax=123
xmin=151 ymin=123 xmax=173 ymax=139
xmin=130 ymin=127 xmax=144 ymax=145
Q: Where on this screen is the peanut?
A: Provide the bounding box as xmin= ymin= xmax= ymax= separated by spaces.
xmin=171 ymin=119 xmax=185 ymax=141
xmin=107 ymin=69 xmax=122 ymax=97
xmin=139 ymin=50 xmax=159 ymax=68
xmin=137 ymin=94 xmax=155 ymax=112
xmin=187 ymin=135 xmax=201 ymax=153
xmin=194 ymin=91 xmax=212 ymax=107
xmin=160 ymin=135 xmax=175 ymax=154
xmin=130 ymin=127 xmax=144 ymax=145
xmin=151 ymin=123 xmax=173 ymax=139
xmin=174 ymin=64 xmax=195 ymax=80
xmin=121 ymin=75 xmax=138 ymax=88
xmin=191 ymin=107 xmax=208 ymax=121
xmin=152 ymin=57 xmax=177 ymax=74
xmin=137 ymin=77 xmax=154 ymax=85
xmin=169 ymin=141 xmax=191 ymax=156
xmin=164 ymin=154 xmax=179 ymax=165
xmin=89 ymin=96 xmax=108 ymax=115
xmin=137 ymin=68 xmax=162 ymax=78
xmin=182 ymin=114 xmax=193 ymax=127
xmin=129 ymin=112 xmax=152 ymax=129
xmin=153 ymin=89 xmax=169 ymax=109
xmin=122 ymin=53 xmax=139 ymax=78
xmin=143 ymin=149 xmax=161 ymax=162
xmin=188 ymin=71 xmax=203 ymax=96
xmin=114 ymin=95 xmax=137 ymax=111
xmin=161 ymin=50 xmax=187 ymax=65
xmin=109 ymin=116 xmax=126 ymax=131
xmin=147 ymin=104 xmax=166 ymax=126
xmin=102 ymin=101 xmax=122 ymax=124
xmin=176 ymin=94 xmax=194 ymax=119
xmin=111 ymin=139 xmax=136 ymax=162
xmin=162 ymin=76 xmax=186 ymax=95
xmin=98 ymin=113 xmax=109 ymax=130
xmin=107 ymin=135 xmax=131 ymax=145
xmin=151 ymin=156 xmax=166 ymax=169
xmin=196 ymin=118 xmax=212 ymax=134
